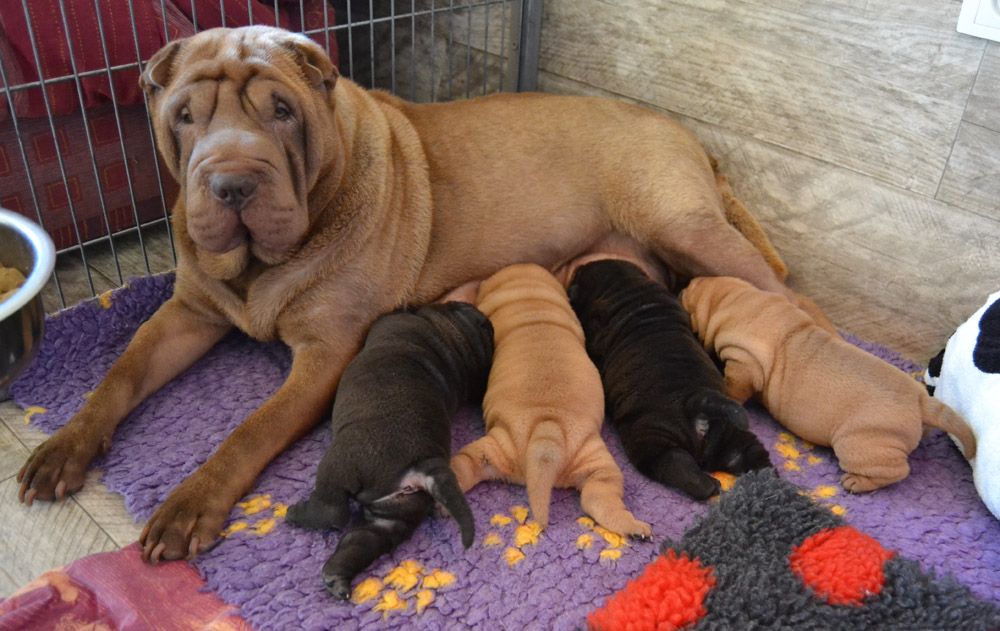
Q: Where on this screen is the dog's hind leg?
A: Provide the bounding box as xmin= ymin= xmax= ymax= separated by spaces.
xmin=647 ymin=446 xmax=722 ymax=500
xmin=834 ymin=435 xmax=911 ymax=493
xmin=608 ymin=170 xmax=836 ymax=332
xmin=451 ymin=432 xmax=511 ymax=492
xmin=322 ymin=495 xmax=431 ymax=600
xmin=574 ymin=438 xmax=651 ymax=538
xmin=287 ymin=450 xmax=353 ymax=530
xmin=690 ymin=389 xmax=772 ymax=474
xmin=287 ymin=485 xmax=350 ymax=531
xmin=524 ymin=420 xmax=566 ymax=527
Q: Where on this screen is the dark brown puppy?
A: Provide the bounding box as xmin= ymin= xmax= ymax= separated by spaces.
xmin=286 ymin=303 xmax=492 ymax=599
xmin=568 ymin=260 xmax=771 ymax=499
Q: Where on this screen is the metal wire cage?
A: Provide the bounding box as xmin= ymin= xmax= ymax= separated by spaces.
xmin=0 ymin=0 xmax=542 ymax=310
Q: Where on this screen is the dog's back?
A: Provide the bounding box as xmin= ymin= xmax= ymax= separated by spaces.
xmin=452 ymin=263 xmax=650 ymax=535
xmin=476 ymin=264 xmax=604 ymax=454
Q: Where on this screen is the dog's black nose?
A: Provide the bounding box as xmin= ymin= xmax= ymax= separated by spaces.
xmin=210 ymin=173 xmax=257 ymax=210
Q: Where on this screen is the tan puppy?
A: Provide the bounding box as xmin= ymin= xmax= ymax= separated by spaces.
xmin=681 ymin=276 xmax=977 ymax=492
xmin=18 ymin=25 xmax=817 ymax=562
xmin=451 ymin=264 xmax=651 ymax=536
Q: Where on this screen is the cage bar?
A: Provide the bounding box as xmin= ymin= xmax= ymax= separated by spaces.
xmin=0 ymin=0 xmax=542 ymax=311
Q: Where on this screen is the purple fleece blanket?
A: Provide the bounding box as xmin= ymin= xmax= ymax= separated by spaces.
xmin=11 ymin=274 xmax=1000 ymax=630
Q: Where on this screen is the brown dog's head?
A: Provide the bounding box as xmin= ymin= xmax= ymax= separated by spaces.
xmin=140 ymin=26 xmax=339 ymax=278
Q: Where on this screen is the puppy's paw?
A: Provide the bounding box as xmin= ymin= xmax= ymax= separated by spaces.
xmin=17 ymin=426 xmax=103 ymax=505
xmin=840 ymin=472 xmax=882 ymax=494
xmin=596 ymin=512 xmax=653 ymax=540
xmin=741 ymin=442 xmax=773 ymax=471
xmin=139 ymin=476 xmax=230 ymax=564
xmin=626 ymin=520 xmax=653 ymax=540
xmin=323 ymin=574 xmax=353 ymax=601
xmin=716 ymin=436 xmax=772 ymax=474
xmin=651 ymin=448 xmax=721 ymax=500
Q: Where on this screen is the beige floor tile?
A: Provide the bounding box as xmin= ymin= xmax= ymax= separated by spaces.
xmin=41 ymin=251 xmax=117 ymax=314
xmin=0 ymin=476 xmax=117 ymax=598
xmin=0 ymin=400 xmax=49 ymax=452
xmin=72 ymin=470 xmax=144 ymax=548
xmin=965 ymin=43 xmax=1000 ymax=133
xmin=84 ymin=222 xmax=177 ymax=288
xmin=937 ymin=122 xmax=1000 ymax=219
xmin=0 ymin=422 xmax=28 ymax=482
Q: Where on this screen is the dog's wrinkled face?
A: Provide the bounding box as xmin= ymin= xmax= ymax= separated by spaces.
xmin=140 ymin=26 xmax=338 ymax=278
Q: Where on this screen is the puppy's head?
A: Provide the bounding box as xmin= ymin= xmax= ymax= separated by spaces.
xmin=566 ymin=258 xmax=648 ymax=321
xmin=141 ymin=26 xmax=339 ymax=278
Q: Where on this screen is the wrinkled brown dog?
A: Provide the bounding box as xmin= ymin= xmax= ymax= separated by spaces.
xmin=452 ymin=264 xmax=650 ymax=536
xmin=18 ymin=25 xmax=817 ymax=562
xmin=681 ymin=276 xmax=977 ymax=492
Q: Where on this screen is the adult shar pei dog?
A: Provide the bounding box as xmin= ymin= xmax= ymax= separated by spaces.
xmin=18 ymin=26 xmax=827 ymax=562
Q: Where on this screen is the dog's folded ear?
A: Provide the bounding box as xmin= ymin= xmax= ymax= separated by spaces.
xmin=140 ymin=39 xmax=183 ymax=93
xmin=283 ymin=36 xmax=339 ymax=92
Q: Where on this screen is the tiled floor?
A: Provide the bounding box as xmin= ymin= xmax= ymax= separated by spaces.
xmin=2 ymin=0 xmax=999 ymax=603
xmin=0 ymin=400 xmax=140 ymax=597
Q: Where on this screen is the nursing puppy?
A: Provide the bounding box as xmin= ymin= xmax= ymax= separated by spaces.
xmin=286 ymin=303 xmax=492 ymax=599
xmin=451 ymin=263 xmax=651 ymax=536
xmin=568 ymin=260 xmax=771 ymax=500
xmin=681 ymin=276 xmax=977 ymax=492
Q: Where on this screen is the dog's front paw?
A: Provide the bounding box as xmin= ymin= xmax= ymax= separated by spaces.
xmin=17 ymin=426 xmax=104 ymax=504
xmin=140 ymin=476 xmax=232 ymax=564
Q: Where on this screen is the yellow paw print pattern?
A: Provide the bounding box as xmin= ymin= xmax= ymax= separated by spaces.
xmin=776 ymin=432 xmax=825 ymax=472
xmin=483 ymin=505 xmax=543 ymax=567
xmin=97 ymin=289 xmax=114 ymax=309
xmin=778 ymin=434 xmax=847 ymax=516
xmin=351 ymin=561 xmax=457 ymax=619
xmin=221 ymin=494 xmax=289 ymax=538
xmin=22 ymin=405 xmax=46 ymax=425
xmin=575 ymin=516 xmax=632 ymax=565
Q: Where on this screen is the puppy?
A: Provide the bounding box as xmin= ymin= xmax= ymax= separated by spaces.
xmin=451 ymin=263 xmax=651 ymax=537
xmin=568 ymin=260 xmax=771 ymax=500
xmin=287 ymin=303 xmax=493 ymax=599
xmin=681 ymin=276 xmax=977 ymax=492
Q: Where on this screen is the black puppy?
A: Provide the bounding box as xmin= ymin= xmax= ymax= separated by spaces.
xmin=287 ymin=303 xmax=493 ymax=599
xmin=568 ymin=259 xmax=771 ymax=500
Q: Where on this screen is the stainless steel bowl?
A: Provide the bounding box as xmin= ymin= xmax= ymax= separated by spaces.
xmin=0 ymin=208 xmax=55 ymax=401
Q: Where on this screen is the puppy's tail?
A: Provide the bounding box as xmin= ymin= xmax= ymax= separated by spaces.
xmin=921 ymin=395 xmax=977 ymax=460
xmin=525 ymin=419 xmax=566 ymax=527
xmin=414 ymin=458 xmax=476 ymax=548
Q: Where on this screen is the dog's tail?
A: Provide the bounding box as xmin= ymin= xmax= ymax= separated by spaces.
xmin=921 ymin=395 xmax=977 ymax=460
xmin=413 ymin=458 xmax=476 ymax=548
xmin=525 ymin=419 xmax=566 ymax=527
xmin=708 ymin=155 xmax=789 ymax=281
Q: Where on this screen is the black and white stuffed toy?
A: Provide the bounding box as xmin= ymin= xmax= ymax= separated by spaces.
xmin=925 ymin=290 xmax=1000 ymax=520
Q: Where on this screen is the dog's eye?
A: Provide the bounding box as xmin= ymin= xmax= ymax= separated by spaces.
xmin=274 ymin=99 xmax=292 ymax=121
xmin=177 ymin=106 xmax=193 ymax=125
